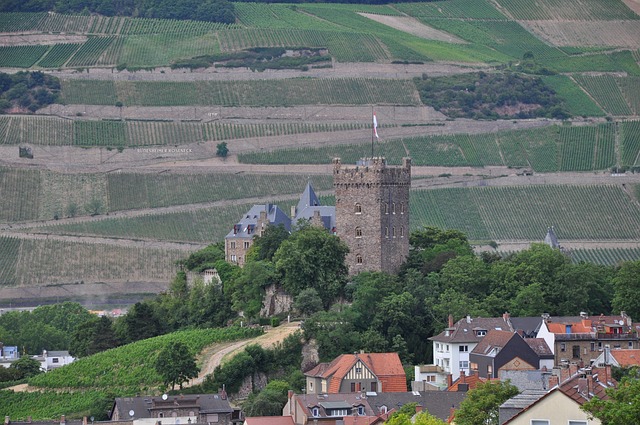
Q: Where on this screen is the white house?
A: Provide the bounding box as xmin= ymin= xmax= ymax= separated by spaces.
xmin=427 ymin=315 xmax=514 ymax=381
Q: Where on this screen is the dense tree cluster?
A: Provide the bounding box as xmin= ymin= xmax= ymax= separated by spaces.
xmin=0 ymin=0 xmax=235 ymax=24
xmin=415 ymin=71 xmax=570 ymax=120
xmin=0 ymin=72 xmax=60 ymax=114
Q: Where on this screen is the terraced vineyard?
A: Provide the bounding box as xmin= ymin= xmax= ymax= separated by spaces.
xmin=570 ymin=247 xmax=640 ymax=265
xmin=493 ymin=0 xmax=640 ymax=20
xmin=0 ymin=237 xmax=185 ymax=286
xmin=621 ymin=121 xmax=640 ymax=167
xmin=36 ymin=43 xmax=81 ymax=68
xmin=0 ymin=45 xmax=48 ymax=68
xmin=106 ymin=173 xmax=333 ymax=211
xmin=0 ymin=116 xmax=372 ymax=146
xmin=573 ymin=75 xmax=634 ymax=116
xmin=239 ymin=124 xmax=617 ymax=172
xmin=61 ymin=79 xmax=420 ymax=107
xmin=410 ymin=185 xmax=640 ymax=241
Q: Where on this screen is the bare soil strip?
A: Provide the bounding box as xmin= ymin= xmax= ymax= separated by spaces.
xmin=358 ymin=13 xmax=467 ymax=44
xmin=622 ymin=0 xmax=640 ymax=16
xmin=0 ymin=34 xmax=87 ymax=46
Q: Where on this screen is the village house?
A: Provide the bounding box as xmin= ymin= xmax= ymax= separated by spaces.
xmin=111 ymin=393 xmax=234 ymax=425
xmin=305 ymin=352 xmax=406 ymax=394
xmin=469 ymin=330 xmax=553 ymax=379
xmin=537 ymin=312 xmax=639 ymax=367
xmin=593 ymin=346 xmax=640 ymax=368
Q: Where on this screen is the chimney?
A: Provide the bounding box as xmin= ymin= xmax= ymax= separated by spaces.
xmin=448 ymin=314 xmax=454 ymax=328
xmin=460 ymin=371 xmax=466 ymax=384
xmin=577 ymin=377 xmax=589 ymax=397
xmin=466 ymin=315 xmax=471 ymax=324
xmin=291 ymin=206 xmax=297 ymax=219
xmin=548 ymin=375 xmax=559 ymax=388
xmin=569 ymin=363 xmax=579 ymax=377
xmin=288 ymin=390 xmax=293 ymax=400
xmin=415 ymin=405 xmax=422 ymax=413
xmin=503 ymin=312 xmax=510 ymax=322
xmin=446 ymin=374 xmax=453 ymax=389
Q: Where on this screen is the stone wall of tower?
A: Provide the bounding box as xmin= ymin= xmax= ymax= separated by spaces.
xmin=333 ymin=157 xmax=411 ymax=274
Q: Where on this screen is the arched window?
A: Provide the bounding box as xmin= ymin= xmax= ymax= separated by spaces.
xmin=355 ymin=203 xmax=362 ymax=214
xmin=392 ymin=227 xmax=396 ymax=238
xmin=312 ymin=408 xmax=320 ymax=417
xmin=392 ymin=202 xmax=396 ymax=214
xmin=355 ymin=227 xmax=363 ymax=238
xmin=384 ymin=202 xmax=389 ymax=214
xmin=400 ymin=203 xmax=405 ymax=214
xmin=159 ymin=413 xmax=164 ymax=418
xmin=356 ymin=254 xmax=363 ymax=264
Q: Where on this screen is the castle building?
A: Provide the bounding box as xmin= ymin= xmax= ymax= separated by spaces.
xmin=333 ymin=157 xmax=411 ymax=274
xmin=225 ymin=157 xmax=411 ymax=274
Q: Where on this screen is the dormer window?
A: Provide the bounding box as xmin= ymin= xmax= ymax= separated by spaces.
xmin=476 ymin=330 xmax=486 ymax=336
xmin=312 ymin=408 xmax=320 ymax=417
xmin=358 ymin=406 xmax=365 ymax=416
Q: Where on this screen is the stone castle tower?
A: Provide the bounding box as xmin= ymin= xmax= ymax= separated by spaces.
xmin=333 ymin=157 xmax=411 ymax=274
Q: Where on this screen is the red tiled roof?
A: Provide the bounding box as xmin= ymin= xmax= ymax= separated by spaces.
xmin=447 ymin=372 xmax=488 ymax=392
xmin=611 ymin=349 xmax=640 ymax=367
xmin=245 ymin=417 xmax=295 ymax=425
xmin=558 ymin=366 xmax=616 ymax=405
xmin=312 ymin=353 xmax=406 ymax=393
xmin=547 ymin=322 xmax=591 ymax=334
xmin=342 ymin=416 xmax=383 ymax=425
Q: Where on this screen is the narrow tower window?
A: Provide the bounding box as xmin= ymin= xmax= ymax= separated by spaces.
xmin=392 ymin=203 xmax=396 ymax=214
xmin=356 ymin=254 xmax=363 ymax=264
xmin=385 ymin=227 xmax=389 ymax=238
xmin=384 ymin=203 xmax=389 ymax=214
xmin=355 ymin=203 xmax=362 ymax=214
xmin=355 ymin=227 xmax=363 ymax=238
xmin=400 ymin=226 xmax=404 ymax=237
xmin=392 ymin=226 xmax=396 ymax=238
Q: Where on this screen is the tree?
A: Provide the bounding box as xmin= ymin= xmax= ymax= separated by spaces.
xmin=293 ymin=288 xmax=323 ymax=317
xmin=10 ymin=356 xmax=43 ymax=379
xmin=216 ymin=141 xmax=229 ymax=158
xmin=582 ymin=372 xmax=640 ymax=424
xmin=454 ymin=381 xmax=519 ymax=425
xmin=155 ymin=341 xmax=200 ymax=390
xmin=273 ymin=225 xmax=349 ymax=308
xmin=243 ymin=380 xmax=290 ymax=416
xmin=84 ymin=198 xmax=103 ymax=216
xmin=249 ymin=223 xmax=290 ymax=262
xmin=612 ymin=260 xmax=640 ymax=320
xmin=117 ymin=302 xmax=164 ymax=343
xmin=386 ymin=411 xmax=447 ymax=425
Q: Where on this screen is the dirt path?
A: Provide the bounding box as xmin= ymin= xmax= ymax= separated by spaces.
xmin=187 ymin=321 xmax=301 ymax=387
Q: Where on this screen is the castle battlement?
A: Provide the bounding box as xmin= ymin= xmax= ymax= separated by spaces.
xmin=333 ymin=157 xmax=411 ymax=188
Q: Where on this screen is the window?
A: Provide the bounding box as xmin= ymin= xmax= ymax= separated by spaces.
xmin=351 ymin=382 xmax=356 ymax=392
xmin=358 ymin=406 xmax=365 ymax=416
xmin=446 ymin=344 xmax=450 ymax=352
xmin=231 ymin=255 xmax=237 ymax=262
xmin=392 ymin=203 xmax=396 ymax=214
xmin=329 ymin=409 xmax=348 ymax=417
xmin=355 ymin=367 xmax=362 ymax=374
xmin=159 ymin=413 xmax=164 ymax=418
xmin=487 ymin=365 xmax=493 ymax=376
xmin=530 ymin=421 xmax=549 ymax=425
xmin=573 ymin=345 xmax=580 ymax=359
xmin=230 ymin=241 xmax=236 ymax=249
xmin=52 ymin=358 xmax=59 ymax=363
xmin=371 ymin=382 xmax=376 ymax=392
xmin=400 ymin=226 xmax=404 ymax=237
xmin=356 ymin=254 xmax=363 ymax=265
xmin=424 ymin=376 xmax=435 ymax=382
xmin=459 ymin=345 xmax=469 ymax=352
xmin=243 ymin=241 xmax=250 ymax=249
xmin=355 ymin=203 xmax=362 ymax=214
xmin=392 ymin=227 xmax=396 ymax=238
xmin=207 ymin=414 xmax=219 ymax=423
xmin=630 ymin=342 xmax=634 ymax=349
xmin=385 ymin=203 xmax=389 ymax=214
xmin=560 ymin=343 xmax=566 ymax=352
xmin=355 ymin=227 xmax=363 ymax=238
xmin=312 ymin=408 xmax=320 ymax=417
xmin=476 ymin=330 xmax=486 ymax=336
xmin=385 ymin=227 xmax=389 ymax=238
xmin=309 ymin=382 xmax=313 ymax=390
xmin=459 ymin=361 xmax=469 ymax=369
xmin=380 ymin=406 xmax=388 ymax=414
xmin=590 ymin=342 xmax=595 ymax=351
xmin=400 ymin=203 xmax=405 ymax=214
xmin=568 ymin=421 xmax=587 ymax=425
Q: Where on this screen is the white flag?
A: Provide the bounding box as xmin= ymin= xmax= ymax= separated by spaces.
xmin=373 ymin=113 xmax=379 ymax=139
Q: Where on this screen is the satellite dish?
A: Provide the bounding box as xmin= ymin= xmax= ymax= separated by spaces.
xmin=162 ymin=394 xmax=168 ymax=400
xmin=619 ymin=320 xmax=625 ymax=325
xmin=129 ymin=410 xmax=135 ymax=417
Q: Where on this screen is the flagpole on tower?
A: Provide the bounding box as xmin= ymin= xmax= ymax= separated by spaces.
xmin=371 ymin=106 xmax=379 ymax=158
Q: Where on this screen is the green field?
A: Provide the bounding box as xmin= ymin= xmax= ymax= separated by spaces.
xmin=0 ymin=45 xmax=48 ymax=67
xmin=0 ymin=115 xmax=372 ymax=147
xmin=239 ymin=124 xmax=617 ymax=172
xmin=621 ymin=121 xmax=640 ymax=167
xmin=410 ymin=185 xmax=640 ymax=241
xmin=60 ymin=78 xmax=419 ymax=107
xmin=574 ymin=75 xmax=634 ymax=116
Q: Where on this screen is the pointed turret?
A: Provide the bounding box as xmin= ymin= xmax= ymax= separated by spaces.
xmin=544 ymin=226 xmax=560 ymax=249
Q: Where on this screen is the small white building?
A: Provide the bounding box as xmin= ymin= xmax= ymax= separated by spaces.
xmin=40 ymin=350 xmax=75 ymax=371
